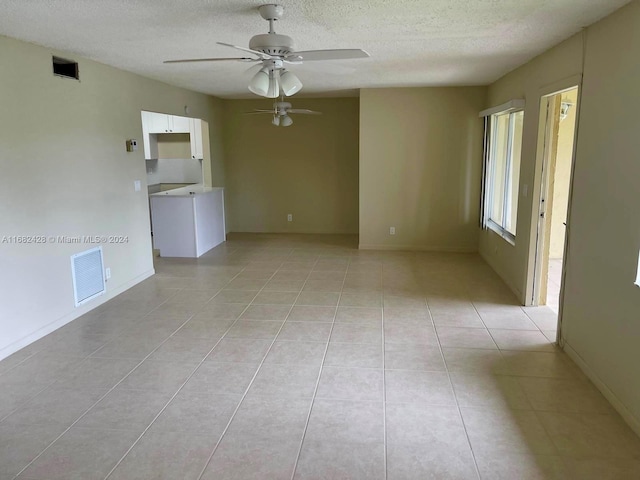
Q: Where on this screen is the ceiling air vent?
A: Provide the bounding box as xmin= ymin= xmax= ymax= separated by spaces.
xmin=52 ymin=56 xmax=79 ymax=80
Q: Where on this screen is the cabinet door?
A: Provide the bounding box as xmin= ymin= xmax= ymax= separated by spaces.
xmin=147 ymin=112 xmax=171 ymax=133
xmin=171 ymin=115 xmax=191 ymax=133
xmin=141 ymin=111 xmax=158 ymax=159
xmin=190 ymin=118 xmax=204 ymax=159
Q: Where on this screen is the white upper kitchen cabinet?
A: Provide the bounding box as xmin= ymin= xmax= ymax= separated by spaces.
xmin=145 ymin=112 xmax=191 ymax=134
xmin=141 ymin=111 xmax=158 ymax=159
xmin=145 ymin=111 xmax=170 ymax=133
xmin=189 ymin=118 xmax=209 ymax=160
xmin=140 ymin=112 xmax=210 ymax=171
xmin=171 ymin=115 xmax=191 ymax=133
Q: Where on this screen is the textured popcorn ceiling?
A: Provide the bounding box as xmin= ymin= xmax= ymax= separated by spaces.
xmin=0 ymin=0 xmax=630 ymax=98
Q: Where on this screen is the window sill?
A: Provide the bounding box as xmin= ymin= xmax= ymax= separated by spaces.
xmin=486 ymin=219 xmax=516 ymax=246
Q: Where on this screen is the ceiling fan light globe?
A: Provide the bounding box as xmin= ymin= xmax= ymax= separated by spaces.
xmin=280 ymin=70 xmax=302 ymax=96
xmin=281 ymin=114 xmax=293 ymax=127
xmin=266 ymin=72 xmax=280 ymax=98
xmin=248 ymin=68 xmax=270 ymax=97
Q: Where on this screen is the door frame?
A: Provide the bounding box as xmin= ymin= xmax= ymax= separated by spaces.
xmin=524 ymin=75 xmax=582 ymax=341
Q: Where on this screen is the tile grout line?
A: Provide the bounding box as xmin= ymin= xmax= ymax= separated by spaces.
xmin=10 ymin=265 xmax=261 ymax=479
xmin=288 ymin=259 xmax=350 ymax=480
xmin=0 ymin=299 xmax=181 ymax=426
xmin=381 ymin=257 xmax=388 ymax=480
xmin=103 ymin=256 xmax=294 ymax=480
xmin=101 ymin=266 xmax=268 ymax=480
xmin=0 ymin=351 xmax=38 ymax=379
xmin=428 ymin=297 xmax=483 ymax=480
xmin=466 ymin=300 xmax=502 ymax=352
xmin=472 ymin=299 xmax=557 ymax=353
xmin=0 ymin=384 xmax=54 ymax=425
xmin=0 ymin=287 xmax=191 ymax=428
xmin=195 ymin=250 xmax=325 ymax=480
xmin=4 ymin=240 xmax=585 ymax=479
xmin=11 ymin=308 xmax=202 ymax=479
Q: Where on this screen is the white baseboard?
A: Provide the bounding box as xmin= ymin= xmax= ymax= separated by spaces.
xmin=563 ymin=340 xmax=640 ymax=438
xmin=358 ymin=244 xmax=477 ymax=253
xmin=0 ymin=268 xmax=155 ymax=361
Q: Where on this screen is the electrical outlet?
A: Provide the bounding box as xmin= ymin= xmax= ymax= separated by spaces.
xmin=389 ymin=227 xmax=396 ymax=235
xmin=287 ymin=214 xmax=293 ymax=222
xmin=105 ymin=267 xmax=111 ymax=280
xmin=134 ymin=180 xmax=141 ymax=192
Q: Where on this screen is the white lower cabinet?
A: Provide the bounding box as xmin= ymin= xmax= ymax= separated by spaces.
xmin=150 ymin=187 xmax=225 ymax=258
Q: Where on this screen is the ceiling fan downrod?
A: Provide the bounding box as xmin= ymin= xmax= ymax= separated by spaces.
xmin=258 ymin=4 xmax=284 ymax=34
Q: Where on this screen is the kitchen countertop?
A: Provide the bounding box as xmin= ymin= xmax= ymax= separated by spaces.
xmin=149 ymin=184 xmax=223 ymax=197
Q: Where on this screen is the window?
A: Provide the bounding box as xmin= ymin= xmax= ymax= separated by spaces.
xmin=635 ymin=250 xmax=640 ymax=287
xmin=480 ymin=103 xmax=524 ymax=243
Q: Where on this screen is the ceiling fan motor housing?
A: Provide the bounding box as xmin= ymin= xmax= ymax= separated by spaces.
xmin=249 ymin=34 xmax=295 ymax=57
xmin=275 ymin=101 xmax=292 ymax=115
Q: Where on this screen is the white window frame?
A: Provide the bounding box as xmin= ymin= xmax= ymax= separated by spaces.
xmin=479 ymin=100 xmax=525 ymax=244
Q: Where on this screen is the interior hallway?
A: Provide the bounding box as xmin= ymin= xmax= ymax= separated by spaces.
xmin=0 ymin=234 xmax=639 ymax=479
xmin=546 ymin=258 xmax=564 ymax=314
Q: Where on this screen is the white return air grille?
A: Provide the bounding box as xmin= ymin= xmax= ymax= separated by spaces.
xmin=71 ymin=246 xmax=105 ymax=307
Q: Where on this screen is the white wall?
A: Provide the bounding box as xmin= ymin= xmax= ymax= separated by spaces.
xmin=548 ymin=89 xmax=578 ymax=259
xmin=145 ymin=158 xmax=203 ymax=186
xmin=0 ymin=35 xmax=224 ymax=359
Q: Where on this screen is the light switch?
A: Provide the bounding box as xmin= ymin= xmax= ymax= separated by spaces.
xmin=134 ymin=180 xmax=141 ymax=192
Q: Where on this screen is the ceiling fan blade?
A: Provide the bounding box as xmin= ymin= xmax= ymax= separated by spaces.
xmin=244 ymin=63 xmax=264 ymax=75
xmin=217 ymin=42 xmax=272 ymax=60
xmin=294 ymin=49 xmax=370 ymax=61
xmin=295 ymin=61 xmax=356 ymax=75
xmin=244 ymin=110 xmax=276 ymax=114
xmin=288 ymin=109 xmax=322 ymax=115
xmin=164 ymin=57 xmax=257 ymax=64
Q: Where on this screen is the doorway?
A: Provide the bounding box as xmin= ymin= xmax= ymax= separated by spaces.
xmin=532 ymin=87 xmax=579 ymax=315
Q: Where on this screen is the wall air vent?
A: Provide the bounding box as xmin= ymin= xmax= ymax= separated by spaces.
xmin=52 ymin=56 xmax=79 ymax=80
xmin=71 ymin=247 xmax=105 ymax=307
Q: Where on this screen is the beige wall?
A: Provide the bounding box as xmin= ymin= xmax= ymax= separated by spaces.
xmin=549 ymin=89 xmax=578 ymax=258
xmin=156 ymin=133 xmax=191 ymax=159
xmin=222 ymin=98 xmax=359 ymax=234
xmin=0 ymin=35 xmax=225 ymax=359
xmin=478 ymin=34 xmax=584 ymax=300
xmin=482 ymin=0 xmax=640 ymax=434
xmin=359 ymin=87 xmax=486 ymax=251
xmin=560 ymin=0 xmax=640 ymax=435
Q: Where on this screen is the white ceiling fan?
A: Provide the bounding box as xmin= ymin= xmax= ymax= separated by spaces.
xmin=246 ymin=101 xmax=321 ymax=127
xmin=164 ymin=4 xmax=370 ymax=98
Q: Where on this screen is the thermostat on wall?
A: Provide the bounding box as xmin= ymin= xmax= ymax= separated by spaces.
xmin=126 ymin=139 xmax=138 ymax=152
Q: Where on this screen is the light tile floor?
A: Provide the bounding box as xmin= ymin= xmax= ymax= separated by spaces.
xmin=1 ymin=234 xmax=639 ymax=479
xmin=546 ymin=258 xmax=563 ymax=314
